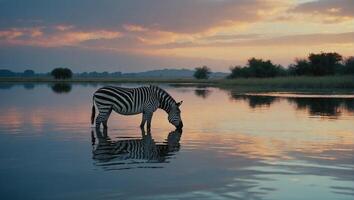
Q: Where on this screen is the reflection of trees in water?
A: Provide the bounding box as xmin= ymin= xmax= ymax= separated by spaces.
xmin=0 ymin=84 xmax=14 ymax=89
xmin=91 ymin=128 xmax=182 ymax=170
xmin=230 ymin=94 xmax=278 ymax=108
xmin=229 ymin=92 xmax=354 ymax=117
xmin=51 ymin=83 xmax=72 ymax=94
xmin=194 ymin=89 xmax=211 ymax=99
xmin=23 ymin=83 xmax=35 ymax=90
xmin=343 ymin=99 xmax=354 ymax=113
xmin=0 ymin=83 xmax=36 ymax=90
xmin=287 ymin=98 xmax=354 ymax=117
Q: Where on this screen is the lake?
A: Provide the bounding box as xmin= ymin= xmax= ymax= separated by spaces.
xmin=0 ymin=83 xmax=353 ymax=200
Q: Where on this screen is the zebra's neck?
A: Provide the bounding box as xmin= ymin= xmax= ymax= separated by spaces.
xmin=154 ymin=86 xmax=176 ymax=113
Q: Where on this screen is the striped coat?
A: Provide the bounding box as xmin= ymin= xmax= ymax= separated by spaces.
xmin=91 ymin=128 xmax=182 ymax=170
xmin=91 ymin=85 xmax=183 ymax=130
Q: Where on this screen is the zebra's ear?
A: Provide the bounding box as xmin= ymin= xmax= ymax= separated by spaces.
xmin=176 ymin=101 xmax=183 ymax=107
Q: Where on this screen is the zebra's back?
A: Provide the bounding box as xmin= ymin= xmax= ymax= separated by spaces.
xmin=93 ymin=86 xmax=154 ymax=115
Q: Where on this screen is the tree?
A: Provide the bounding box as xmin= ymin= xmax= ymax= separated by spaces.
xmin=288 ymin=52 xmax=344 ymax=76
xmin=308 ymin=52 xmax=342 ymax=76
xmin=288 ymin=59 xmax=311 ymax=76
xmin=247 ymin=58 xmax=283 ymax=78
xmin=228 ymin=66 xmax=250 ymax=78
xmin=23 ymin=69 xmax=35 ymax=77
xmin=343 ymin=57 xmax=354 ymax=74
xmin=228 ymin=58 xmax=285 ymax=78
xmin=194 ymin=66 xmax=211 ymax=79
xmin=51 ymin=68 xmax=73 ymax=79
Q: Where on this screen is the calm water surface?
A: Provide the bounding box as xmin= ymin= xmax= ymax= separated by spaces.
xmin=0 ymin=83 xmax=353 ymax=200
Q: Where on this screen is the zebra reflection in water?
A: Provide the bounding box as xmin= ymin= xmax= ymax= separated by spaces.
xmin=91 ymin=128 xmax=182 ymax=170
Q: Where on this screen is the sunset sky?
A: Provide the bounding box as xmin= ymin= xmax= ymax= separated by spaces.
xmin=0 ymin=0 xmax=353 ymax=72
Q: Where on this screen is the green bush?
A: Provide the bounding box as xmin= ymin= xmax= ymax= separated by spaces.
xmin=308 ymin=52 xmax=342 ymax=76
xmin=343 ymin=57 xmax=354 ymax=74
xmin=228 ymin=58 xmax=286 ymax=78
xmin=194 ymin=66 xmax=211 ymax=79
xmin=51 ymin=68 xmax=73 ymax=79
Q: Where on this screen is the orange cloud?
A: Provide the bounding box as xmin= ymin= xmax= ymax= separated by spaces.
xmin=0 ymin=26 xmax=122 ymax=47
xmin=0 ymin=30 xmax=24 ymax=39
xmin=288 ymin=0 xmax=354 ymax=24
xmin=55 ymin=24 xmax=75 ymax=31
xmin=123 ymin=24 xmax=148 ymax=32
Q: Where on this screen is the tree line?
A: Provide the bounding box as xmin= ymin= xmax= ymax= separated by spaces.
xmin=194 ymin=52 xmax=354 ymax=79
xmin=1 ymin=51 xmax=353 ymax=80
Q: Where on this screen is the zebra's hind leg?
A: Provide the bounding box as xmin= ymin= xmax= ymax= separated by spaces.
xmin=96 ymin=106 xmax=112 ymax=129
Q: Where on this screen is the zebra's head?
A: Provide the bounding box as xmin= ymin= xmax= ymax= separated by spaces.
xmin=168 ymin=101 xmax=183 ymax=130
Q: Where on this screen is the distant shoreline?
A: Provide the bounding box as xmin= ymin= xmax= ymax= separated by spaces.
xmin=1 ymin=76 xmax=354 ymax=91
xmin=0 ymin=77 xmax=214 ymax=84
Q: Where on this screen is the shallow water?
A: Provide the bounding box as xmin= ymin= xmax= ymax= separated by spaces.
xmin=0 ymin=83 xmax=353 ymax=200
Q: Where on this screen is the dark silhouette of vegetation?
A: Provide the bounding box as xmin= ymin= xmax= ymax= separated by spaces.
xmin=230 ymin=94 xmax=278 ymax=108
xmin=289 ymin=52 xmax=342 ymax=76
xmin=228 ymin=58 xmax=286 ymax=78
xmin=287 ymin=97 xmax=353 ymax=117
xmin=23 ymin=83 xmax=35 ymax=90
xmin=229 ymin=94 xmax=354 ymax=117
xmin=288 ymin=59 xmax=311 ymax=76
xmin=308 ymin=52 xmax=342 ymax=76
xmin=290 ymin=53 xmax=354 ymax=76
xmin=194 ymin=89 xmax=211 ymax=99
xmin=343 ymin=57 xmax=354 ymax=74
xmin=23 ymin=69 xmax=35 ymax=77
xmin=0 ymin=83 xmax=14 ymax=89
xmin=51 ymin=83 xmax=72 ymax=93
xmin=77 ymin=71 xmax=122 ymax=77
xmin=229 ymin=52 xmax=354 ymax=78
xmin=0 ymin=69 xmax=42 ymax=77
xmin=51 ymin=68 xmax=73 ymax=79
xmin=194 ymin=66 xmax=211 ymax=79
xmin=343 ymin=98 xmax=354 ymax=113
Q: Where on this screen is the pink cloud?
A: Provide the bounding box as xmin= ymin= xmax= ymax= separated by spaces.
xmin=0 ymin=26 xmax=122 ymax=47
xmin=290 ymin=0 xmax=354 ymax=23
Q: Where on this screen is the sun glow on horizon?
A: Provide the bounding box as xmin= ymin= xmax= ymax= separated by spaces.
xmin=0 ymin=0 xmax=353 ymax=71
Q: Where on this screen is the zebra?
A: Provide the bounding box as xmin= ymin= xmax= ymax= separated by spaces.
xmin=91 ymin=128 xmax=182 ymax=166
xmin=91 ymin=85 xmax=183 ymax=130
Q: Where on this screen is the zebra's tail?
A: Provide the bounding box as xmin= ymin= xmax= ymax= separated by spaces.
xmin=91 ymin=96 xmax=96 ymax=125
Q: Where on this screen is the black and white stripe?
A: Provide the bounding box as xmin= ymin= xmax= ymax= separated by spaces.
xmin=92 ymin=128 xmax=182 ymax=165
xmin=91 ymin=85 xmax=183 ymax=130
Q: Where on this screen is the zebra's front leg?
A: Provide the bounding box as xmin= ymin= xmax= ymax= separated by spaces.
xmin=146 ymin=112 xmax=153 ymax=131
xmin=102 ymin=107 xmax=113 ymax=129
xmin=140 ymin=112 xmax=153 ymax=130
xmin=95 ymin=113 xmax=103 ymax=130
xmin=140 ymin=112 xmax=147 ymax=129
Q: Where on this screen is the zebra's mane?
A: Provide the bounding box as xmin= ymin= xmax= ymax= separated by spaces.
xmin=150 ymin=85 xmax=176 ymax=113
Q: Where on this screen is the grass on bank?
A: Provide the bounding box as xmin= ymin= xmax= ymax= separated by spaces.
xmin=0 ymin=75 xmax=354 ymax=90
xmin=218 ymin=75 xmax=354 ymax=89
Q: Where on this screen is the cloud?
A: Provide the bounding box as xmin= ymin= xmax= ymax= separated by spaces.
xmin=0 ymin=0 xmax=353 ymax=72
xmin=55 ymin=25 xmax=75 ymax=31
xmin=0 ymin=0 xmax=286 ymax=33
xmin=290 ymin=0 xmax=354 ymax=23
xmin=123 ymin=24 xmax=148 ymax=32
xmin=0 ymin=26 xmax=122 ymax=47
xmin=142 ymin=32 xmax=354 ymax=49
